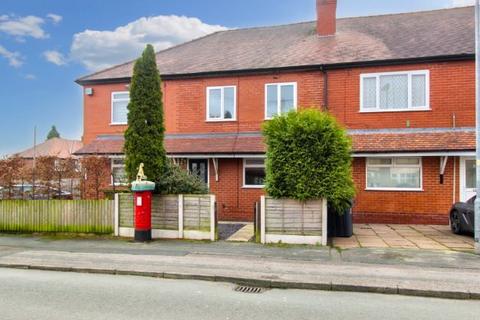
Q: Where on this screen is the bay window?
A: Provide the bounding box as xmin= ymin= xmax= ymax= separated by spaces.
xmin=361 ymin=70 xmax=429 ymax=112
xmin=366 ymin=157 xmax=422 ymax=191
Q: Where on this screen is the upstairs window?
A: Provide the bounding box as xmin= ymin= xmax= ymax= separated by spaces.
xmin=265 ymin=83 xmax=297 ymax=119
xmin=111 ymin=91 xmax=130 ymax=124
xmin=207 ymin=86 xmax=236 ymax=121
xmin=360 ymin=70 xmax=429 ymax=112
xmin=366 ymin=157 xmax=422 ymax=191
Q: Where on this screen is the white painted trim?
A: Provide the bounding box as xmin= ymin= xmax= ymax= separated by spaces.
xmin=264 ymin=82 xmax=297 ymax=120
xmin=365 ymin=156 xmax=423 ymax=192
xmin=114 ymin=193 xmax=119 ymax=236
xmin=178 ymin=194 xmax=184 ymax=239
xmin=119 ymin=227 xmax=134 ymax=237
xmin=111 ymin=91 xmax=130 ymax=125
xmin=119 ymin=227 xmax=179 ymax=239
xmin=212 ymin=158 xmax=219 ymax=182
xmin=321 ymin=199 xmax=327 ymax=246
xmin=460 ymin=157 xmax=476 ymax=202
xmin=265 ymin=234 xmax=323 ymax=245
xmin=440 ymin=156 xmax=449 ymax=176
xmin=171 ymin=154 xmax=265 ymax=159
xmin=360 ymin=70 xmax=430 ymax=112
xmin=210 ymin=195 xmax=216 ymax=241
xmin=260 ymin=196 xmax=266 ymax=244
xmin=184 ymin=230 xmax=211 ymax=240
xmin=206 ymin=86 xmax=237 ymax=121
xmin=242 ymin=158 xmax=266 ymax=188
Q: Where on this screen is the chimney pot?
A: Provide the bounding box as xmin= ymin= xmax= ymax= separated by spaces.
xmin=317 ymin=0 xmax=337 ymax=36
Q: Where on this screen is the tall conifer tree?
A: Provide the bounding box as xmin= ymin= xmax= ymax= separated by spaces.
xmin=124 ymin=44 xmax=167 ymax=182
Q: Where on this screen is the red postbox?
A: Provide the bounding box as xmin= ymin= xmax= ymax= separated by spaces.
xmin=131 ymin=163 xmax=155 ymax=242
xmin=134 ymin=191 xmax=152 ymax=241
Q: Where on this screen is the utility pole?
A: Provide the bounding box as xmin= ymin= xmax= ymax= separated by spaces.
xmin=475 ymin=0 xmax=480 ymax=254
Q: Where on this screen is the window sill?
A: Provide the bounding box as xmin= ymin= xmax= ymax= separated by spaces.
xmin=205 ymin=119 xmax=237 ymax=123
xmin=359 ymin=108 xmax=430 ymax=113
xmin=365 ymin=187 xmax=423 ymax=192
xmin=110 ymin=122 xmax=128 ymax=126
xmin=242 ymin=185 xmax=265 ymax=189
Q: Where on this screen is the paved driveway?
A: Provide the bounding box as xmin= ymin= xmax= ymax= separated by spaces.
xmin=332 ymin=224 xmax=475 ymax=251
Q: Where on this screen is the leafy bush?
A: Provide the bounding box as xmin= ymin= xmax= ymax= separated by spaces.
xmin=155 ymin=161 xmax=209 ymax=195
xmin=262 ymin=108 xmax=355 ymax=211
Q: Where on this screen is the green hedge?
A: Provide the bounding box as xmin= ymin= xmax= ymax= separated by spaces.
xmin=262 ymin=109 xmax=355 ymax=211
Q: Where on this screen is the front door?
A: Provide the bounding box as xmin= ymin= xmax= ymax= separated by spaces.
xmin=188 ymin=159 xmax=209 ymax=185
xmin=460 ymin=157 xmax=476 ymax=202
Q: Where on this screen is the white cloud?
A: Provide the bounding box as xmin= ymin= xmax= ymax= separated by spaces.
xmin=450 ymin=0 xmax=475 ymax=7
xmin=0 ymin=15 xmax=48 ymax=39
xmin=47 ymin=13 xmax=62 ymax=24
xmin=24 ymin=74 xmax=36 ymax=80
xmin=43 ymin=50 xmax=67 ymax=66
xmin=70 ymin=15 xmax=227 ymax=71
xmin=0 ymin=45 xmax=23 ymax=67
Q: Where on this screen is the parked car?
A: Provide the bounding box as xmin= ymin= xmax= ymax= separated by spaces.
xmin=449 ymin=196 xmax=476 ymax=235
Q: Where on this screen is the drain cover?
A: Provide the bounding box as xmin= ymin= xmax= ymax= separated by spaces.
xmin=234 ymin=285 xmax=267 ymax=294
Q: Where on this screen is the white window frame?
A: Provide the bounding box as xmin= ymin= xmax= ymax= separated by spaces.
xmin=360 ymin=70 xmax=430 ymax=113
xmin=206 ymin=86 xmax=237 ymax=122
xmin=111 ymin=157 xmax=127 ymax=186
xmin=111 ymin=91 xmax=130 ymax=125
xmin=264 ymin=82 xmax=297 ymax=120
xmin=243 ymin=158 xmax=266 ymax=188
xmin=365 ymin=157 xmax=423 ymax=191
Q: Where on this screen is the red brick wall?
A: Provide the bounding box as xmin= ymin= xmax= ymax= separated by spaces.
xmin=208 ymin=158 xmax=264 ymax=221
xmin=328 ymin=61 xmax=475 ymax=129
xmin=352 ymin=156 xmax=456 ymax=225
xmin=80 ymin=60 xmax=474 ymax=224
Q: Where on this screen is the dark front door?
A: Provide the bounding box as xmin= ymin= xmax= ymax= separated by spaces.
xmin=189 ymin=159 xmax=209 ymax=184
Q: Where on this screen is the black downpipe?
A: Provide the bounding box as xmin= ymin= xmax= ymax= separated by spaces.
xmin=321 ymin=67 xmax=329 ymax=111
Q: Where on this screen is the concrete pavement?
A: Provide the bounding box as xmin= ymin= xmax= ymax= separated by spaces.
xmin=0 ymin=234 xmax=479 ymax=300
xmin=2 ymin=268 xmax=480 ymax=320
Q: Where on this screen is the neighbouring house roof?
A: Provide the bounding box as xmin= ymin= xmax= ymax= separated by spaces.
xmin=74 ymin=128 xmax=475 ymax=156
xmin=76 ymin=6 xmax=474 ymax=84
xmin=15 ymin=138 xmax=83 ymax=159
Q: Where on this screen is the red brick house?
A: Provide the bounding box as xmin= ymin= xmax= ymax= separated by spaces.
xmin=75 ymin=1 xmax=476 ymax=225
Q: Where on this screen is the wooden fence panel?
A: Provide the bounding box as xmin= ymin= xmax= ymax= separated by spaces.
xmin=118 ymin=193 xmax=134 ymax=228
xmin=183 ymin=195 xmax=211 ymax=231
xmin=0 ymin=200 xmax=114 ymax=233
xmin=265 ymin=198 xmax=323 ymax=236
xmin=152 ymin=195 xmax=178 ymax=230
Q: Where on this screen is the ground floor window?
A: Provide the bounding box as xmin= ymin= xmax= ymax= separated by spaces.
xmin=111 ymin=158 xmax=127 ymax=185
xmin=243 ymin=158 xmax=265 ymax=188
xmin=366 ymin=157 xmax=422 ymax=191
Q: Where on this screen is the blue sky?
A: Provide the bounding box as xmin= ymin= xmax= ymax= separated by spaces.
xmin=0 ymin=0 xmax=472 ymax=156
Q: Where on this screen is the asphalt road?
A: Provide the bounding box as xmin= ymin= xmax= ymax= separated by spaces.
xmin=0 ymin=268 xmax=479 ymax=320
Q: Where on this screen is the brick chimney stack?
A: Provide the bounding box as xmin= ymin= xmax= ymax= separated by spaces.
xmin=317 ymin=0 xmax=337 ymax=36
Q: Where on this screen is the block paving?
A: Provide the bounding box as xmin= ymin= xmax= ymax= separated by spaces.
xmin=332 ymin=224 xmax=475 ymax=251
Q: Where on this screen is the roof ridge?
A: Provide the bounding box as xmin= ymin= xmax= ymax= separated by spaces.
xmin=337 ymin=5 xmax=472 ymax=21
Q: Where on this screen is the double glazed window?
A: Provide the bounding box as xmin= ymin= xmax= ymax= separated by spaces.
xmin=361 ymin=71 xmax=429 ymax=112
xmin=111 ymin=92 xmax=130 ymax=124
xmin=265 ymin=83 xmax=297 ymax=119
xmin=243 ymin=159 xmax=266 ymax=188
xmin=207 ymin=86 xmax=236 ymax=121
xmin=366 ymin=157 xmax=422 ymax=191
xmin=111 ymin=158 xmax=127 ymax=186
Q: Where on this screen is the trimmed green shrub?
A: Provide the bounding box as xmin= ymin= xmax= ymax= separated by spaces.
xmin=155 ymin=161 xmax=209 ymax=195
xmin=262 ymin=108 xmax=355 ymax=211
xmin=124 ymin=44 xmax=168 ymax=183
